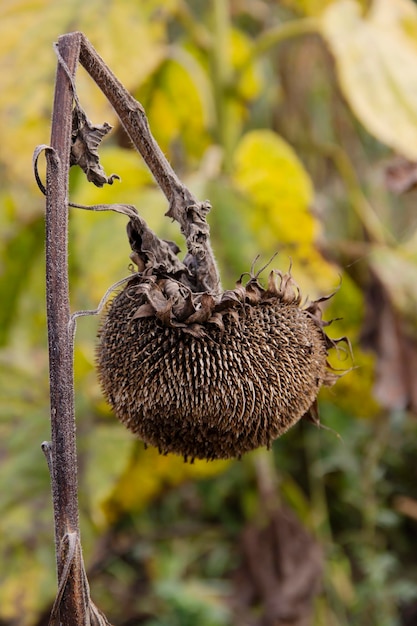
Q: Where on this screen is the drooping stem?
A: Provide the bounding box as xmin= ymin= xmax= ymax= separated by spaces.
xmin=77 ymin=33 xmax=220 ymax=293
xmin=45 ymin=31 xmax=87 ymax=624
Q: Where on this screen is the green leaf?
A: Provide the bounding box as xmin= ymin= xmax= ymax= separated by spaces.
xmin=0 ymin=361 xmax=56 ymax=621
xmin=321 ymin=0 xmax=417 ymax=159
xmin=232 ymin=129 xmax=314 ymax=246
xmin=0 ymin=214 xmax=44 ymax=346
xmin=83 ymin=424 xmax=134 ymax=528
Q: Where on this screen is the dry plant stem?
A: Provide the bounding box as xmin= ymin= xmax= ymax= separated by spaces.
xmin=45 ymin=31 xmax=87 ymax=624
xmin=77 ymin=33 xmax=220 ymax=293
xmin=79 ymin=35 xmax=184 ymax=203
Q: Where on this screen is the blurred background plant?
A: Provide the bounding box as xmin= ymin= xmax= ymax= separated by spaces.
xmin=1 ymin=0 xmax=417 ymax=624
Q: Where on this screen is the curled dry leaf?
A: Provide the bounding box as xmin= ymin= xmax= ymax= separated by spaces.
xmin=48 ymin=532 xmax=114 ymax=626
xmin=70 ymin=106 xmax=120 ymax=187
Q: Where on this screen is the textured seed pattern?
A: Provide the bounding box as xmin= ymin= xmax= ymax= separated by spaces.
xmin=97 ymin=278 xmax=329 ymax=460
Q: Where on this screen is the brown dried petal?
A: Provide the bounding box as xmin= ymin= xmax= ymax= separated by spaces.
xmin=132 ymin=304 xmax=155 ymax=320
xmin=186 ymin=294 xmax=216 ymax=324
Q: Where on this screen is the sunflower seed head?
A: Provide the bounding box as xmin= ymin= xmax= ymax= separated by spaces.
xmin=97 ymin=269 xmax=336 ymax=460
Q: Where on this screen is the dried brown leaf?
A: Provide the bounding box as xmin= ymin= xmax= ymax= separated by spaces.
xmin=70 ymin=107 xmax=120 ymax=187
xmin=233 ymin=507 xmax=323 ymax=626
xmin=361 ymin=270 xmax=417 ymax=413
xmin=385 ymin=156 xmax=417 ymax=194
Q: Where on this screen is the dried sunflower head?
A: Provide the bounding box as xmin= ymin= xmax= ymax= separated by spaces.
xmin=97 ymin=253 xmax=341 ymax=460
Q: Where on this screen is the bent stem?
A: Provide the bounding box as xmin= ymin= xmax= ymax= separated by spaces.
xmin=78 ymin=34 xmax=220 ymax=293
xmin=45 ymin=32 xmax=110 ymax=625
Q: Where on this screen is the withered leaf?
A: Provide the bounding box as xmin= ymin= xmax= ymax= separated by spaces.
xmin=385 ymin=156 xmax=417 ymax=194
xmin=70 ymin=106 xmax=120 ymax=187
xmin=127 ymin=217 xmax=190 ymax=279
xmin=186 ymin=293 xmax=216 ymax=324
xmin=233 ymin=506 xmax=323 ymax=626
xmin=132 ymin=304 xmax=155 ymax=320
xmin=361 ymin=271 xmax=417 ymax=413
xmin=172 ymin=290 xmax=196 ymax=322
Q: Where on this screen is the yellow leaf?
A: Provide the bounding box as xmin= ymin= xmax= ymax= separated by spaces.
xmin=230 ymin=28 xmax=262 ymax=101
xmin=231 ymin=129 xmax=339 ymax=294
xmin=103 ymin=446 xmax=230 ymax=523
xmin=232 ymin=129 xmax=314 ymax=248
xmin=321 ymin=0 xmax=417 ymax=159
xmin=142 ymin=58 xmax=210 ymax=158
xmin=322 ymin=350 xmax=382 ymax=418
xmin=69 ymin=146 xmax=176 ymax=309
xmin=0 ymin=557 xmax=53 ymax=625
xmin=71 ymin=145 xmax=155 ymax=208
xmin=281 ymin=0 xmax=336 ymax=16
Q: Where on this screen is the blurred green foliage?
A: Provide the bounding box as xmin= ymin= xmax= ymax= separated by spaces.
xmin=2 ymin=0 xmax=417 ymax=624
